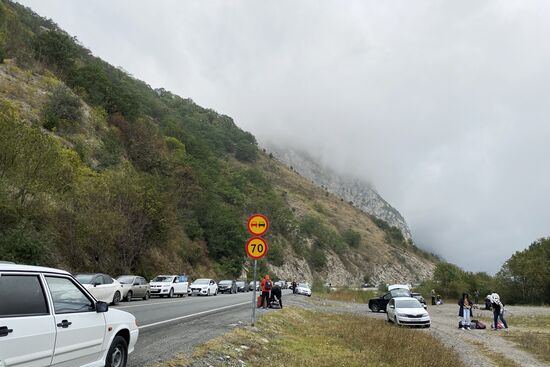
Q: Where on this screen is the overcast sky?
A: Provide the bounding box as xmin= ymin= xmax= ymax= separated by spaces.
xmin=18 ymin=0 xmax=550 ymax=273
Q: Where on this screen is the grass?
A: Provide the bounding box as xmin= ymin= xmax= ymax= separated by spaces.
xmin=155 ymin=307 xmax=465 ymax=367
xmin=312 ymin=288 xmax=377 ymax=304
xmin=476 ymin=312 xmax=550 ymax=363
xmin=469 ymin=340 xmax=520 ymax=367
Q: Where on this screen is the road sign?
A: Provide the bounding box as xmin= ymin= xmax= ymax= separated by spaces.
xmin=245 ymin=237 xmax=268 ymax=260
xmin=247 ymin=214 xmax=269 ymax=236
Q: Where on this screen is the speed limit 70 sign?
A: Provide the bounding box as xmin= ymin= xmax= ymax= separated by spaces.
xmin=246 ymin=237 xmax=268 ymax=260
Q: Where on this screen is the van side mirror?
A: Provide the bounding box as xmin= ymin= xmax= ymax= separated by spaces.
xmin=96 ymin=301 xmax=109 ymax=313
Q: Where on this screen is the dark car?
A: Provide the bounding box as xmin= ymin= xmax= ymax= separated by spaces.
xmin=236 ymin=280 xmax=249 ymax=292
xmin=368 ymin=288 xmax=411 ymax=313
xmin=411 ymin=292 xmax=427 ymax=306
xmin=218 ymin=280 xmax=237 ymax=294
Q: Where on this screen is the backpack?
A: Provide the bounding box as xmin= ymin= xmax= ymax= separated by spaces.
xmin=472 ymin=320 xmax=486 ymax=329
xmin=265 ymin=280 xmax=272 ymax=290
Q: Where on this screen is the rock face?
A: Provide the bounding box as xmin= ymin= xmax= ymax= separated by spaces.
xmin=265 ymin=146 xmax=412 ymax=240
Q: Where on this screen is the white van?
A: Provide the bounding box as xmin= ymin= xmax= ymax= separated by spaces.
xmin=0 ymin=263 xmax=139 ymax=367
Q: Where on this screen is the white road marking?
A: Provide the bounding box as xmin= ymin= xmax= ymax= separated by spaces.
xmin=138 ymin=301 xmax=250 ymax=330
xmin=116 ymin=294 xmax=250 ymax=309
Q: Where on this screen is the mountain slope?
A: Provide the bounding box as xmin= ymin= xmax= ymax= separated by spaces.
xmin=0 ymin=1 xmax=436 ymax=285
xmin=265 ymin=146 xmax=413 ymax=240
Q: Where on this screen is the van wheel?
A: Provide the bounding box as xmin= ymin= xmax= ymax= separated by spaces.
xmin=106 ymin=335 xmax=128 ymax=367
xmin=124 ymin=291 xmax=133 ymax=302
xmin=112 ymin=291 xmax=121 ymax=305
xmin=143 ymin=292 xmax=149 ymax=301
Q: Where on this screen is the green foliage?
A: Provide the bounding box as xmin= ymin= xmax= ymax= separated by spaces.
xmin=300 ymin=215 xmax=346 ymax=254
xmin=309 ymin=245 xmax=327 ymax=271
xmin=372 ymin=217 xmax=406 ymax=246
xmin=0 ymin=220 xmax=51 ymax=264
xmin=42 ymin=85 xmax=82 ymax=131
xmin=33 ymin=30 xmax=78 ymax=73
xmin=495 ymin=238 xmax=550 ymax=305
xmin=342 ymin=229 xmax=361 ymax=248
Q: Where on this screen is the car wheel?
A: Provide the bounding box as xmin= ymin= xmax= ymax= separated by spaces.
xmin=169 ymin=288 xmax=174 ymax=298
xmin=143 ymin=292 xmax=150 ymax=301
xmin=112 ymin=291 xmax=121 ymax=305
xmin=124 ymin=291 xmax=133 ymax=302
xmin=371 ymin=304 xmax=379 ymax=313
xmin=394 ymin=316 xmax=399 ymax=326
xmin=105 ymin=335 xmax=128 ymax=367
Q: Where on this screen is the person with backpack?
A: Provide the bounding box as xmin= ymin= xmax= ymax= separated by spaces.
xmin=260 ymin=274 xmax=273 ymax=309
xmin=269 ymin=282 xmax=283 ymax=309
xmin=458 ymin=293 xmax=473 ymax=330
xmin=490 ymin=293 xmax=509 ymax=331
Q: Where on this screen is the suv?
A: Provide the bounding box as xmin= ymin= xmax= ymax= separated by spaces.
xmin=368 ymin=288 xmax=412 ymax=312
xmin=150 ymin=275 xmax=189 ymax=297
xmin=0 ymin=263 xmax=138 ymax=367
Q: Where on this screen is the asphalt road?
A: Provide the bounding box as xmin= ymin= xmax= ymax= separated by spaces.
xmin=118 ymin=290 xmax=289 ymax=366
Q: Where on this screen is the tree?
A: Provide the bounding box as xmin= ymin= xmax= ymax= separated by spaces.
xmin=42 ymin=85 xmax=82 ymax=131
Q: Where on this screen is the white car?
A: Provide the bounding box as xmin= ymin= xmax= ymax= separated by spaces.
xmin=150 ymin=275 xmax=189 ymax=298
xmin=188 ymin=278 xmax=218 ymax=296
xmin=0 ymin=263 xmax=139 ymax=367
xmin=386 ymin=297 xmax=431 ymax=328
xmin=296 ymin=283 xmax=312 ymax=297
xmin=75 ymin=273 xmax=124 ymax=305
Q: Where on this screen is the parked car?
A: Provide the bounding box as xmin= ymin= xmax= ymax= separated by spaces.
xmin=296 ymin=283 xmax=312 ymax=297
xmin=411 ymin=292 xmax=427 ymax=308
xmin=0 ymin=263 xmax=139 ymax=367
xmin=218 ymin=279 xmax=237 ymax=294
xmin=248 ymin=280 xmax=261 ymax=291
xmin=117 ymin=275 xmax=151 ymax=301
xmin=189 ymin=278 xmax=218 ymax=296
xmin=386 ymin=297 xmax=431 ymax=327
xmin=150 ymin=275 xmax=189 ymax=298
xmin=75 ymin=273 xmax=123 ymax=305
xmin=368 ymin=288 xmax=412 ymax=312
xmin=236 ymin=280 xmax=249 ymax=292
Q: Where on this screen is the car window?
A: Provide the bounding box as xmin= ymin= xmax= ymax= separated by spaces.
xmin=117 ymin=276 xmax=135 ymax=284
xmin=93 ymin=275 xmax=104 ymax=285
xmin=139 ymin=277 xmax=146 ymax=285
xmin=396 ymin=299 xmax=423 ymax=309
xmin=179 ymin=276 xmax=188 ymax=283
xmin=102 ymin=275 xmax=113 ymax=284
xmin=45 ymin=276 xmax=95 ymax=314
xmin=0 ymin=274 xmax=49 ymax=317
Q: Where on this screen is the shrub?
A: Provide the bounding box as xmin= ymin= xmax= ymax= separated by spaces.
xmin=42 ymin=85 xmax=82 ymax=131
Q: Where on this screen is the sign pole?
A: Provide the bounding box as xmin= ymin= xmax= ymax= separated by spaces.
xmin=251 ymin=259 xmax=257 ymax=326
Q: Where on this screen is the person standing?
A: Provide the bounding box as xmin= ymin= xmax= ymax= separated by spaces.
xmin=458 ymin=293 xmax=473 ymax=330
xmin=292 ymin=280 xmax=297 ymax=294
xmin=431 ymin=289 xmax=436 ymax=305
xmin=260 ymin=274 xmax=273 ymax=309
xmin=490 ymin=293 xmax=509 ymax=331
xmin=474 ymin=290 xmax=480 ymax=304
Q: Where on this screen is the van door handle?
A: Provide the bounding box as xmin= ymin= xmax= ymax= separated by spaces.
xmin=0 ymin=326 xmax=13 ymax=337
xmin=57 ymin=320 xmax=72 ymax=328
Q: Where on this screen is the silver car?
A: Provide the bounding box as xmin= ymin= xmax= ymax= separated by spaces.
xmin=117 ymin=275 xmax=151 ymax=301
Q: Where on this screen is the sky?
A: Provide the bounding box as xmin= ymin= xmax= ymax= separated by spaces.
xmin=17 ymin=0 xmax=550 ymax=273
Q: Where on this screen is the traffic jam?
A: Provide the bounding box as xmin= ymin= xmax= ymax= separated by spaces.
xmin=0 ymin=214 xmax=312 ymax=367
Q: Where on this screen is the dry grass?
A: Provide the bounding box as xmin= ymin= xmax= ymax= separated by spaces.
xmin=313 ymin=288 xmax=377 ymax=304
xmin=503 ymin=331 xmax=550 ymax=363
xmin=469 ymin=340 xmax=520 ymax=367
xmin=155 ymin=307 xmax=465 ymax=367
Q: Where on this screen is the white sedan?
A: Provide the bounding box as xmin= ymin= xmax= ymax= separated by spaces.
xmin=0 ymin=263 xmax=138 ymax=367
xmin=188 ymin=278 xmax=218 ymax=296
xmin=75 ymin=273 xmax=123 ymax=305
xmin=296 ymin=283 xmax=312 ymax=297
xmin=386 ymin=297 xmax=431 ymax=328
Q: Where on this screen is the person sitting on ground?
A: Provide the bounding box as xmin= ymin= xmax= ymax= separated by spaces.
xmin=490 ymin=293 xmax=509 ymax=332
xmin=458 ymin=293 xmax=473 ymax=330
xmin=269 ymin=282 xmax=283 ymax=309
xmin=260 ymin=274 xmax=273 ymax=309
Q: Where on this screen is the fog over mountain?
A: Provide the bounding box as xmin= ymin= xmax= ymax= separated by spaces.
xmin=18 ymin=0 xmax=550 ymax=273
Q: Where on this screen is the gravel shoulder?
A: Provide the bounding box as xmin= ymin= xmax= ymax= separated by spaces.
xmin=286 ymin=294 xmax=550 ymax=367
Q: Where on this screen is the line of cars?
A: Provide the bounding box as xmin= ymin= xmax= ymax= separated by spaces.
xmin=74 ymin=272 xmax=263 ymax=306
xmin=368 ymin=284 xmax=431 ymax=328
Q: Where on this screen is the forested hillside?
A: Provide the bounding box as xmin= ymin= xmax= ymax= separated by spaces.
xmin=0 ymin=1 xmax=437 ymax=283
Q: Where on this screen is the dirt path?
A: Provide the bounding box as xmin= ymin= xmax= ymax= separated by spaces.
xmin=286 ymin=294 xmax=550 ymax=367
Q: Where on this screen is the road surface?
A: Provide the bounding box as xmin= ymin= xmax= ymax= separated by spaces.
xmin=118 ymin=290 xmax=288 ymax=366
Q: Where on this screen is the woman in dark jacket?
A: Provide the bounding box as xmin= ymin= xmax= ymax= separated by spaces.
xmin=458 ymin=293 xmax=473 ymax=330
